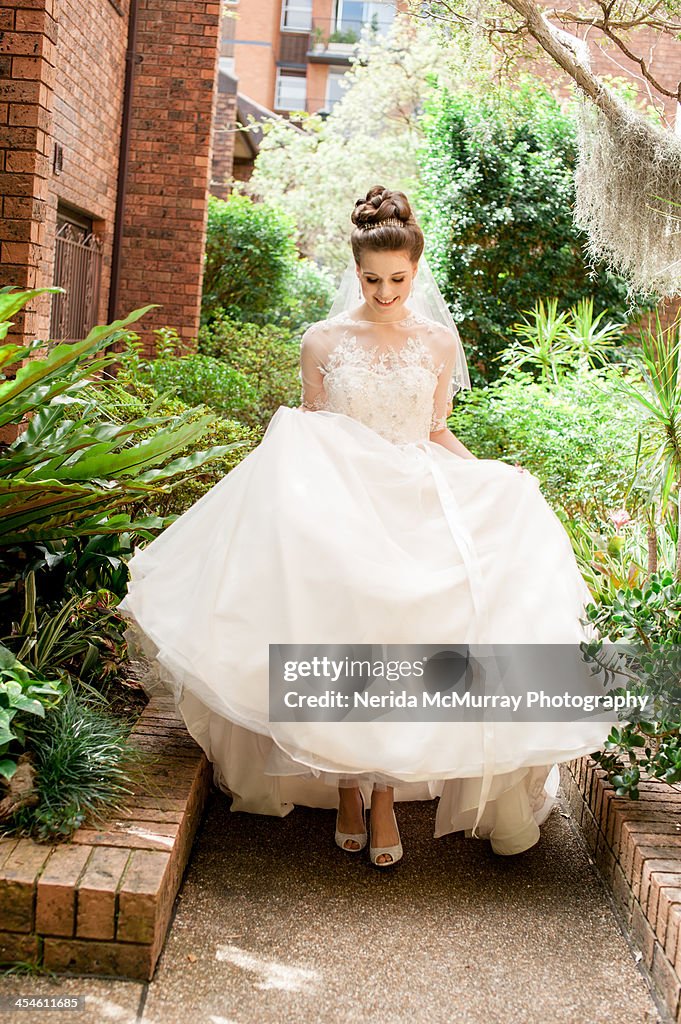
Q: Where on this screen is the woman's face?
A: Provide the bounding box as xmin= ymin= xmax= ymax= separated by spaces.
xmin=355 ymin=250 xmax=418 ymax=318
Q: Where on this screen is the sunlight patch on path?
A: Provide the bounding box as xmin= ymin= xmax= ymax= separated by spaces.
xmin=215 ymin=944 xmax=321 ymax=992
xmin=84 ymin=996 xmax=148 ymax=1023
xmin=116 ymin=825 xmax=175 ymax=848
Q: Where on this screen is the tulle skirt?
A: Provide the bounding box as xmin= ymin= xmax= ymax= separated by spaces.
xmin=118 ymin=405 xmax=613 ymax=854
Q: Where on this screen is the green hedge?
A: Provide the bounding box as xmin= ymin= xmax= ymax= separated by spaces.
xmin=418 ymin=79 xmax=633 ymax=383
xmin=198 ymin=313 xmax=301 ymax=427
xmin=450 ymin=367 xmax=645 ymax=519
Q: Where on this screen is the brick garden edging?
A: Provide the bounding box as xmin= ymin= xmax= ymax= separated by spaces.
xmin=0 ymin=693 xmax=211 ymax=981
xmin=562 ymin=756 xmax=681 ymax=1023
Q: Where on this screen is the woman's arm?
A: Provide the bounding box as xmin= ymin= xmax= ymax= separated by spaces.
xmin=299 ymin=327 xmax=327 ymax=412
xmin=429 ymin=331 xmax=477 ymax=457
xmin=429 ymin=425 xmax=478 ymax=459
xmin=430 ymin=422 xmax=526 ymax=473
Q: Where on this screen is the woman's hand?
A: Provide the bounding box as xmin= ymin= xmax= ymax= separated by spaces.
xmin=429 ymin=427 xmax=478 ymax=459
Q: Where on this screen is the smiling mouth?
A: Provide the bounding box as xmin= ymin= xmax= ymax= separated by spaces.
xmin=376 ymin=297 xmax=398 ymax=307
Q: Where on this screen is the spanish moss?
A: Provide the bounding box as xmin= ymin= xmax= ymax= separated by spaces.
xmin=574 ymin=95 xmax=681 ymax=299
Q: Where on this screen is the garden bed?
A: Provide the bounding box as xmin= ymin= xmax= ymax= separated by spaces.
xmin=0 ymin=692 xmax=211 ymax=981
xmin=562 ymin=757 xmax=681 ymax=1023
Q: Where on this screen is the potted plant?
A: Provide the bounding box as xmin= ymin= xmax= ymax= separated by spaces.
xmin=310 ymin=25 xmax=326 ymax=53
xmin=327 ymin=27 xmax=359 ymax=51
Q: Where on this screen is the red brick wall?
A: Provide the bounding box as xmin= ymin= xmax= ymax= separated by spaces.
xmin=209 ymin=74 xmax=237 ymax=201
xmin=115 ymin=0 xmax=222 ymax=354
xmin=0 ymin=0 xmax=128 ymax=346
xmin=46 ymin=0 xmax=130 ymax=334
xmin=0 ymin=0 xmax=59 ymax=345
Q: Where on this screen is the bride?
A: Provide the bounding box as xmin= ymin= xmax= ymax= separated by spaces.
xmin=118 ymin=185 xmax=613 ymax=868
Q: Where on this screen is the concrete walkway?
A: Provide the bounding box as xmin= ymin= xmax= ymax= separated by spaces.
xmin=0 ymin=784 xmax=666 ymax=1024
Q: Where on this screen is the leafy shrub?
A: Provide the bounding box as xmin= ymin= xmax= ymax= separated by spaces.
xmin=450 ymin=366 xmax=645 ymax=519
xmin=12 ymin=533 xmax=138 ymax=605
xmin=270 ymin=256 xmax=336 ymax=335
xmin=115 ymin=383 xmax=260 ymax=517
xmin=1 ymin=569 xmax=129 ymax=691
xmin=4 ymin=683 xmax=148 ymax=842
xmin=113 ymin=333 xmax=262 ymax=505
xmin=202 ymin=193 xmax=334 ymax=334
xmin=0 ymin=644 xmax=66 ymax=783
xmin=202 ymin=194 xmax=298 ymax=326
xmin=582 ymin=574 xmax=681 ymax=798
xmin=587 ymin=572 xmax=681 ymax=645
xmin=0 ymin=291 xmax=237 ymax=547
xmin=418 ymin=78 xmax=634 ymax=382
xmin=198 ymin=313 xmax=301 ymax=427
xmin=143 ymin=353 xmax=256 ymax=423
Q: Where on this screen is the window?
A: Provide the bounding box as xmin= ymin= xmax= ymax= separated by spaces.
xmin=281 ymin=0 xmax=312 ymax=31
xmin=275 ymin=70 xmax=307 ymax=112
xmin=335 ymin=0 xmax=394 ymax=34
xmin=325 ymin=68 xmax=347 ymax=112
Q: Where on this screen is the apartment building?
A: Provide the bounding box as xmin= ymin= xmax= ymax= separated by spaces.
xmin=219 ymin=0 xmax=681 ymax=139
xmin=221 ymin=0 xmax=402 ymax=117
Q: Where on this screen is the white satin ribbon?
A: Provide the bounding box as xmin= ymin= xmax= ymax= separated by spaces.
xmin=411 ymin=443 xmax=495 ymax=838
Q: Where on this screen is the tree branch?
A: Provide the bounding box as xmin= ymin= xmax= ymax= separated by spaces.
xmin=601 ymin=23 xmax=681 ymax=99
xmin=549 ymin=8 xmax=681 ymax=32
xmin=416 ymin=0 xmax=681 ymax=109
xmin=501 ymin=0 xmax=632 ymax=120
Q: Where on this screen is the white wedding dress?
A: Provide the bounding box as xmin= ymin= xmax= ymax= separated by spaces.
xmin=118 ymin=309 xmax=613 ymax=855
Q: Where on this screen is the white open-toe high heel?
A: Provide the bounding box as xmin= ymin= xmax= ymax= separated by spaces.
xmin=335 ymin=788 xmax=367 ymax=852
xmin=369 ymin=806 xmax=403 ymax=867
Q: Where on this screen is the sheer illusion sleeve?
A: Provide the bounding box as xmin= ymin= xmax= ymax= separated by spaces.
xmin=429 ymin=326 xmax=463 ymax=433
xmin=299 ymin=324 xmax=328 ymax=412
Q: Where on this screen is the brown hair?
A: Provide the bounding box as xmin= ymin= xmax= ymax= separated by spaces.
xmin=350 ymin=185 xmax=424 ymax=264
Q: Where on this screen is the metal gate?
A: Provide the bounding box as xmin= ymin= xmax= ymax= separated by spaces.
xmin=49 ymin=220 xmax=103 ymax=342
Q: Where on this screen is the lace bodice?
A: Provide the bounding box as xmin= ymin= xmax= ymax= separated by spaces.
xmin=299 ymin=310 xmax=465 ymax=445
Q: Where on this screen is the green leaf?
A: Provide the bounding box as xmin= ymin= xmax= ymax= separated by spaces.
xmin=0 ymin=305 xmax=158 ymax=428
xmin=0 ymin=287 xmax=65 ymax=342
xmin=12 ymin=696 xmax=45 ymax=717
xmin=0 ymin=758 xmax=17 ymax=781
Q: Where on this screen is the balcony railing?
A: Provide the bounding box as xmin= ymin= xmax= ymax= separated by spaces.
xmin=308 ymin=16 xmax=383 ymax=58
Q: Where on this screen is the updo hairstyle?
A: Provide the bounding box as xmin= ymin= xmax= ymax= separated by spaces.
xmin=350 ymin=185 xmax=424 ymax=265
